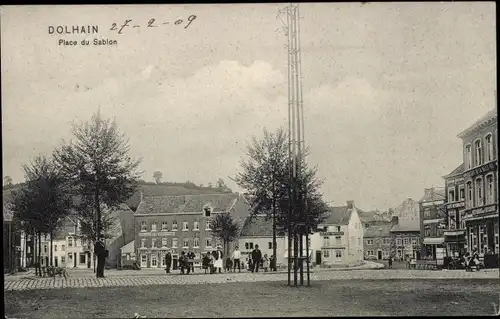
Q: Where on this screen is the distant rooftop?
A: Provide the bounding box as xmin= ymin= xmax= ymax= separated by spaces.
xmin=443 ymin=163 xmax=465 ymax=179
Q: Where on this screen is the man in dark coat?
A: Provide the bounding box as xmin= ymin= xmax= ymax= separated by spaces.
xmin=94 ymin=236 xmax=107 ymax=278
xmin=165 ymin=252 xmax=172 ymax=274
xmin=251 ymin=245 xmax=262 ymax=273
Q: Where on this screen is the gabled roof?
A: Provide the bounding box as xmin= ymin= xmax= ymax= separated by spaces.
xmin=358 ymin=209 xmax=391 ymax=223
xmin=390 ymin=219 xmax=420 ymax=233
xmin=443 ymin=163 xmax=465 ymax=179
xmin=419 ymin=188 xmax=446 ymax=203
xmin=121 ymin=240 xmax=135 ymax=254
xmin=240 ymin=215 xmax=273 ymax=237
xmin=135 ymin=193 xmax=238 ymax=215
xmin=322 ymin=206 xmax=352 ymax=225
xmin=364 ymin=223 xmax=393 ymax=237
xmin=457 ymin=109 xmax=497 ymax=139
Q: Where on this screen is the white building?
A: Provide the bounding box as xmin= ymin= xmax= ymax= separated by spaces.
xmin=316 ymin=201 xmax=364 ymax=267
xmin=238 ymin=214 xmax=287 ymax=268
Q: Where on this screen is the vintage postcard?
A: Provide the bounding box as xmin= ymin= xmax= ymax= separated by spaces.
xmin=2 ymin=3 xmax=498 ymax=318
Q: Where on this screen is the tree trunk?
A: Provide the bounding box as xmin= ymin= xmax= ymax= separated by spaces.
xmin=272 ymin=197 xmax=277 ymax=271
xmin=37 ymin=232 xmax=42 ymax=277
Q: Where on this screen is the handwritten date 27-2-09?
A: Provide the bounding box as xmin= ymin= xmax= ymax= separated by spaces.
xmin=110 ymin=15 xmax=197 ymax=34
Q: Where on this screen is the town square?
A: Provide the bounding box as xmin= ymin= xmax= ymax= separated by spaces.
xmin=2 ymin=3 xmax=499 ymax=318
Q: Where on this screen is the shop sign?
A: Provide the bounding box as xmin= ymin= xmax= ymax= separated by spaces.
xmin=464 ymin=162 xmax=497 ymax=178
xmin=471 ymin=204 xmax=497 ymax=216
xmin=447 ymin=201 xmax=465 ymax=209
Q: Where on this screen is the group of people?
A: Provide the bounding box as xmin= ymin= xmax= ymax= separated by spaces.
xmin=165 ymin=244 xmax=277 ymax=275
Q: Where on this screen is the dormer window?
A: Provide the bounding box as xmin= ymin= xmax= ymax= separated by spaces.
xmin=204 ymin=206 xmax=212 ymax=217
xmin=172 ymin=221 xmax=178 ymax=231
xmin=151 ymin=222 xmax=157 ymax=232
xmin=182 ymin=221 xmax=189 ymax=231
xmin=140 ymin=221 xmax=147 ymax=232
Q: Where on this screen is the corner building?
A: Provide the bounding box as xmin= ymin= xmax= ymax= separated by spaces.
xmin=457 ymin=109 xmax=498 ymax=254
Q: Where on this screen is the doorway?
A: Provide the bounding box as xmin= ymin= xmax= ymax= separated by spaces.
xmin=54 ymin=256 xmax=58 ymax=267
xmin=315 ymin=251 xmax=322 ymax=266
xmin=377 ymin=250 xmax=382 ymax=260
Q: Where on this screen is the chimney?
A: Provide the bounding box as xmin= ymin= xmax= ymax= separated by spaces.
xmin=391 ymin=216 xmax=399 ymax=227
xmin=346 ymin=200 xmax=354 ymax=209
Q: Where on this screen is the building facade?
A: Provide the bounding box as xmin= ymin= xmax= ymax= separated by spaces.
xmin=442 ymin=163 xmax=467 ymax=256
xmin=238 ymin=214 xmax=287 ymax=268
xmin=457 ymin=109 xmax=498 ymax=255
xmin=316 ymin=201 xmax=364 ymax=267
xmin=389 ymin=216 xmax=420 ymax=260
xmin=419 ymin=187 xmax=447 ymax=260
xmin=133 ymin=193 xmax=251 ymax=269
xmin=363 ymin=221 xmax=392 ymax=260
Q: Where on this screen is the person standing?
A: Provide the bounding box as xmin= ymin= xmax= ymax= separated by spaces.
xmin=251 ymin=245 xmax=262 ymax=273
xmin=388 ymin=256 xmax=393 ymax=269
xmin=214 ymin=246 xmax=223 ymax=273
xmin=94 ymin=236 xmax=107 ymax=278
xmin=232 ymin=246 xmax=242 ymax=273
xmin=165 ymin=252 xmax=172 ymax=274
xmin=187 ymin=251 xmax=195 ymax=274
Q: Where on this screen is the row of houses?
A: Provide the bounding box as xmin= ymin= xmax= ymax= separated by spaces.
xmin=362 ymin=108 xmax=498 ymax=262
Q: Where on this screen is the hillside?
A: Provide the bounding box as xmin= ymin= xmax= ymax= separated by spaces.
xmin=3 ymin=181 xmax=231 ymax=213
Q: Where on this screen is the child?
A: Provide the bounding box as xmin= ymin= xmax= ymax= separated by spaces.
xmin=225 ymin=257 xmax=233 ymax=272
xmin=202 ymin=253 xmax=210 ymax=274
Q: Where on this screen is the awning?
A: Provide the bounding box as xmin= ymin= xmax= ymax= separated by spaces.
xmin=423 ymin=238 xmax=445 ymax=245
xmin=284 ymin=249 xmax=313 ymax=258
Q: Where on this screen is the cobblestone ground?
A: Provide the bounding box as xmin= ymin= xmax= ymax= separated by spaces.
xmin=4 ymin=268 xmax=499 ymax=291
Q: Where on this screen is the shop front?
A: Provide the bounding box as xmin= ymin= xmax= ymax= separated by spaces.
xmin=444 ymin=229 xmax=467 ymax=257
xmin=464 ymin=204 xmax=498 ymax=254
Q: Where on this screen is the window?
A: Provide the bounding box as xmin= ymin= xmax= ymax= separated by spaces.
xmin=323 ymin=250 xmax=330 ymax=258
xmin=68 ymin=237 xmax=73 ymax=247
xmin=384 ymin=238 xmax=390 ymax=245
xmin=68 ymin=253 xmax=72 ymax=260
xmin=411 ymin=238 xmax=417 ymax=245
xmin=367 ymin=250 xmax=374 ymax=256
xmin=172 ymin=238 xmax=178 ymax=248
xmin=205 ymin=238 xmax=212 ymax=248
xmin=79 ymin=253 xmax=86 ymax=264
xmin=335 ymin=250 xmax=342 ymax=258
xmin=141 ymin=221 xmax=147 ymax=232
xmin=141 ymin=238 xmax=147 ymax=248
xmin=336 ymin=226 xmax=341 ymax=232
xmin=54 ymin=245 xmax=58 ymax=252
xmin=335 ymin=236 xmax=341 ymax=245
xmin=486 ymin=134 xmax=493 ymax=162
xmin=459 ymin=187 xmax=465 ymax=200
xmin=245 ymin=242 xmax=253 ymax=250
xmin=62 ymin=245 xmax=66 ymax=251
xmin=152 ymin=238 xmax=157 ymax=248
xmin=151 ymin=254 xmax=158 ymax=267
xmin=183 ymin=238 xmax=189 ymax=248
xmin=466 ymin=145 xmax=472 ymax=169
xmin=182 ymin=221 xmax=189 ymax=231
xmin=475 ymin=140 xmax=483 ymax=166
xmin=268 ymin=242 xmax=273 ymax=249
xmin=206 ymin=220 xmax=211 ymax=230
xmin=193 ymin=221 xmax=199 ymax=230
xmin=367 ymin=239 xmax=373 ymax=245
xmin=204 ymin=207 xmax=212 ymax=217
xmin=151 ymin=222 xmax=157 ymax=232
xmin=172 ymin=221 xmax=178 ymax=231
xmin=44 ymin=245 xmax=48 ymax=253
xmin=404 ymin=238 xmax=409 ymax=245
xmin=162 ymin=238 xmax=167 ymax=247
xmin=141 ymin=255 xmax=147 ymax=265
xmin=323 ymin=236 xmax=330 ymax=247
xmin=61 ymin=256 xmax=65 ymax=263
xmin=396 ymin=238 xmax=402 ymax=246
xmin=161 ymin=222 xmax=168 ymax=231
xmin=448 ymin=190 xmax=455 ymax=202
xmin=475 ymin=178 xmax=483 ymax=206
xmin=467 ymin=182 xmax=473 ymax=206
xmin=194 ymin=237 xmax=200 ymax=248
xmin=487 ymin=175 xmax=494 ymax=204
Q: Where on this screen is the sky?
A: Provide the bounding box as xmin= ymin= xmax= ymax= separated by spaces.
xmin=1 ymin=3 xmax=496 ymax=211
